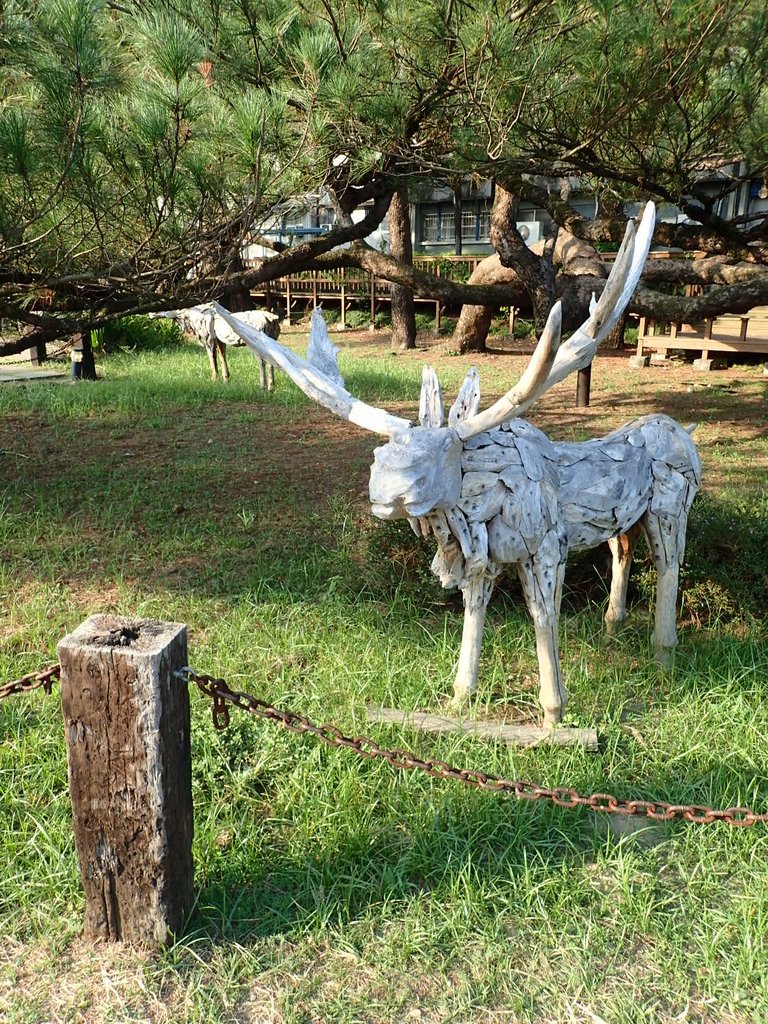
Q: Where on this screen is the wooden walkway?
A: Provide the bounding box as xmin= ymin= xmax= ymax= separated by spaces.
xmin=0 ymin=365 xmax=67 ymax=383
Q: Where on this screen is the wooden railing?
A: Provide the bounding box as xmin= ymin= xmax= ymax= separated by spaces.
xmin=244 ymin=255 xmax=487 ymax=327
xmin=244 ymin=251 xmax=685 ymax=328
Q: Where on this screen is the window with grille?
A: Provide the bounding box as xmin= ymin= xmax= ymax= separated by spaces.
xmin=422 ymin=211 xmax=440 ymax=242
xmin=461 ymin=210 xmax=476 ymax=239
xmin=420 ymin=202 xmax=493 ymax=243
xmin=420 ymin=205 xmax=455 ymax=242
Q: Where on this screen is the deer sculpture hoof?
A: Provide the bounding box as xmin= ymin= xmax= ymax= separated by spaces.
xmin=653 ymin=645 xmax=676 ymax=670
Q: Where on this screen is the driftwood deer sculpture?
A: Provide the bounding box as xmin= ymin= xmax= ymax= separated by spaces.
xmin=153 ymin=304 xmax=280 ymax=385
xmin=214 ymin=202 xmax=701 ymax=726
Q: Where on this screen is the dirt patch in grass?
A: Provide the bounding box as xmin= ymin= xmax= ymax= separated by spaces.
xmin=4 ymin=335 xmax=766 ymax=501
xmin=2 ymin=337 xmax=766 ymax=611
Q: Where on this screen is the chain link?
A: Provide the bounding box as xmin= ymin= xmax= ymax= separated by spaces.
xmin=4 ymin=662 xmax=766 ymax=828
xmin=0 ymin=664 xmax=60 ymax=702
xmin=179 ymin=668 xmax=768 ymax=829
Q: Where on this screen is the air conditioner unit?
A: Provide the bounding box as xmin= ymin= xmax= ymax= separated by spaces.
xmin=517 ymin=221 xmax=541 ymax=244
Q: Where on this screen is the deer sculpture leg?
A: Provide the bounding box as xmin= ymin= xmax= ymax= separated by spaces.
xmin=605 ymin=522 xmax=643 ymax=635
xmin=217 ymin=341 xmax=230 ymax=382
xmin=206 ymin=340 xmax=218 ymax=381
xmin=259 ymin=360 xmax=275 ymax=391
xmin=516 ymin=531 xmax=568 ymax=727
xmin=452 ymin=572 xmax=496 ymax=705
xmin=642 ymin=511 xmax=685 ymax=666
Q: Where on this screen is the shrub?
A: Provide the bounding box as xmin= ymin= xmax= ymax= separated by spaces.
xmin=360 ymin=492 xmax=768 ymax=630
xmin=345 ymin=308 xmax=370 ymax=329
xmin=513 ymin=317 xmax=535 ymax=339
xmin=96 ymin=315 xmax=184 ymax=352
xmin=679 ymin=491 xmax=768 ymax=625
xmin=363 ymin=519 xmax=447 ymax=601
xmin=630 ymin=492 xmax=768 ymax=627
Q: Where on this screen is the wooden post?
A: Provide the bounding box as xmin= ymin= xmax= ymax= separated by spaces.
xmin=285 ymin=278 xmax=292 ymax=325
xmin=637 ymin=317 xmax=647 ymax=356
xmin=57 ymin=614 xmax=193 ymax=946
xmin=370 ymin=274 xmax=376 ymax=327
xmin=576 ymin=362 xmax=592 ymax=408
xmin=340 ymin=268 xmax=347 ymax=328
xmin=29 ymin=339 xmax=47 ymax=365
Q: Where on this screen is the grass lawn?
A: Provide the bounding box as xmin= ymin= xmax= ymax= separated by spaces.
xmin=1 ymin=328 xmax=767 ymax=1023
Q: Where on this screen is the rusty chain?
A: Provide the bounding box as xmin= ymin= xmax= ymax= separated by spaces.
xmin=179 ymin=668 xmax=768 ymax=829
xmin=3 ymin=661 xmax=766 ymax=827
xmin=0 ymin=663 xmax=60 ymax=702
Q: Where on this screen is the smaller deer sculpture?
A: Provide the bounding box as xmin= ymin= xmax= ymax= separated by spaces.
xmin=213 ymin=202 xmax=701 ymax=726
xmin=153 ymin=304 xmax=280 ymax=385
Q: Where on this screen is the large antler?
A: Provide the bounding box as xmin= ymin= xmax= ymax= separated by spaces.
xmin=454 ymin=201 xmax=656 ymax=440
xmin=211 ymin=304 xmax=412 ymax=436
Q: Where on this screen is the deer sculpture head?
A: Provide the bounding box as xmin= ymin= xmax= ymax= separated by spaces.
xmin=211 ymin=202 xmax=699 ymax=727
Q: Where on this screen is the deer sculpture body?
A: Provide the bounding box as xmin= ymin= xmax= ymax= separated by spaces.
xmin=153 ymin=304 xmax=280 ymax=385
xmin=213 ymin=202 xmax=702 ymax=726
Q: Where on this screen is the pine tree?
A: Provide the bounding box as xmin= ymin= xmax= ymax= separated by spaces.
xmin=1 ymin=0 xmax=768 ymax=354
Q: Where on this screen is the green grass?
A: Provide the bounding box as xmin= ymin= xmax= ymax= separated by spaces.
xmin=1 ymin=341 xmax=767 ymax=1023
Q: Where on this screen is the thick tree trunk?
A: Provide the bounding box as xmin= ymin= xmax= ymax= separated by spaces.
xmin=601 ymin=312 xmax=628 ymax=350
xmin=78 ymin=331 xmax=96 ymax=380
xmin=456 ymin=183 xmax=527 ymax=353
xmin=454 ymin=255 xmax=528 ymax=353
xmin=388 ymin=188 xmax=417 ymax=350
xmin=220 ymin=277 xmax=252 ymax=313
xmin=490 ymin=183 xmax=560 ymax=334
xmin=454 ymin=222 xmax=608 ymax=352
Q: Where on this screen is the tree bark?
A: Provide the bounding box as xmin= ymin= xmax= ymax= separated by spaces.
xmin=453 ymin=255 xmax=529 ymax=353
xmin=220 ymin=274 xmax=252 ymax=313
xmin=490 ymin=183 xmax=559 ymax=334
xmin=388 ymin=188 xmax=417 ymax=349
xmin=601 ymin=312 xmax=628 ymax=350
xmin=453 ymin=185 xmax=463 ymax=256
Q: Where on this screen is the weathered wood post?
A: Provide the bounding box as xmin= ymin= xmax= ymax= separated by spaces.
xmin=369 ymin=273 xmax=376 ymax=327
xmin=57 ymin=615 xmax=193 ymax=946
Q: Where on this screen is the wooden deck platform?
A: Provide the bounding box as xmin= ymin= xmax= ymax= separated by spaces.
xmin=634 ymin=307 xmax=768 ymax=368
xmin=0 ymin=365 xmax=67 ymax=383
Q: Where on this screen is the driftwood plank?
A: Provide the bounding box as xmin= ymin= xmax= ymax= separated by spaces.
xmin=366 ymin=706 xmax=598 ymax=750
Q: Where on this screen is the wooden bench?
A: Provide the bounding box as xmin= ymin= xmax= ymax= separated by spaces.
xmin=633 ymin=308 xmax=768 ymax=369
